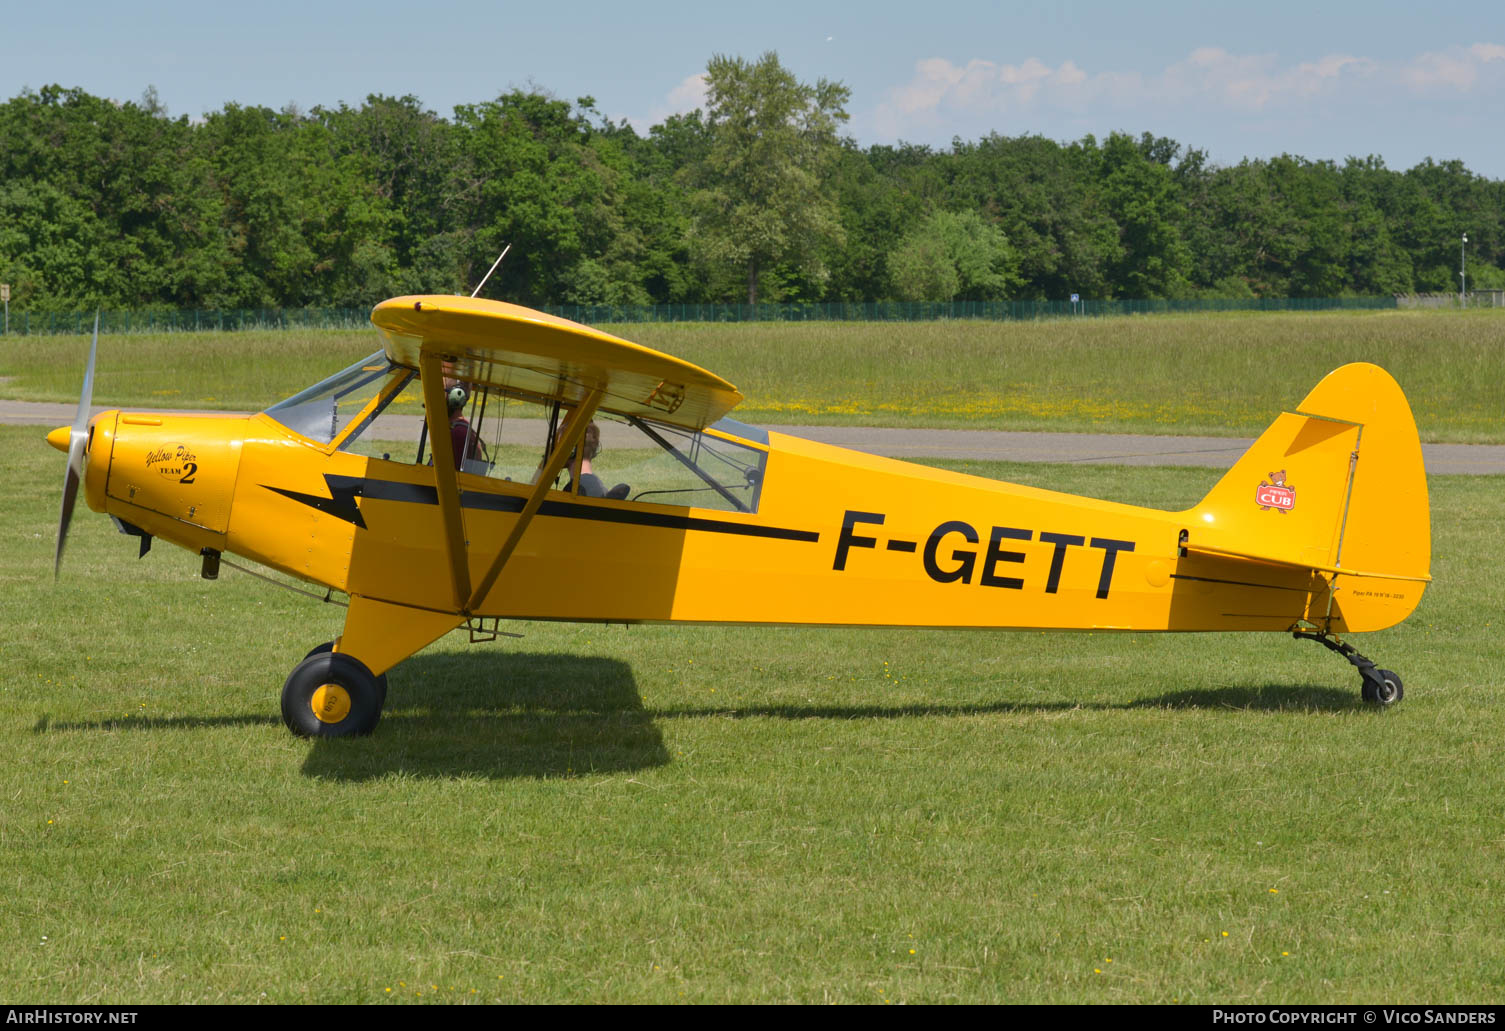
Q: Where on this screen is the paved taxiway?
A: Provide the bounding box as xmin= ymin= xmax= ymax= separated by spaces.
xmin=4 ymin=400 xmax=1502 ymax=474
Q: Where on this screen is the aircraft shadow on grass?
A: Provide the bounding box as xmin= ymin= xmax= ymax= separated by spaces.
xmin=1125 ymin=683 xmax=1360 ymax=711
xmin=641 ymin=683 xmax=1362 ymax=720
xmin=32 ymin=653 xmax=1367 ymax=782
xmin=301 ymin=650 xmax=670 ymax=781
xmin=298 ymin=654 xmax=1366 ymax=781
xmin=32 ymin=713 xmax=281 ymax=733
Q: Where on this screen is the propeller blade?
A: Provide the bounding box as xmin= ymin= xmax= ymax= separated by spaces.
xmin=54 ymin=312 xmax=99 ymax=578
xmin=73 ymin=311 xmax=98 ymax=433
xmin=54 ymin=460 xmax=81 ymax=577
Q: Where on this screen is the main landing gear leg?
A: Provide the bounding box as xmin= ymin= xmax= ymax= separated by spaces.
xmin=277 ymin=596 xmax=466 ymax=739
xmin=1292 ymin=630 xmax=1403 ymax=705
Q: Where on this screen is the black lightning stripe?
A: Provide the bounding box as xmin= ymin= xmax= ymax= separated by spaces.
xmin=263 ymin=480 xmax=368 ymax=529
xmin=262 ymin=474 xmax=819 ymax=543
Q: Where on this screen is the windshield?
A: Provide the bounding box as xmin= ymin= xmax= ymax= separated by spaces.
xmin=264 ymin=352 xmax=396 ymax=444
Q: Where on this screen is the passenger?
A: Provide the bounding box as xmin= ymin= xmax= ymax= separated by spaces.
xmin=571 ymin=422 xmax=629 ymax=499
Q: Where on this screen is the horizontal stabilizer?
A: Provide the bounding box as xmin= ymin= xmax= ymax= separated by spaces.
xmin=1182 ymin=542 xmax=1430 ymax=583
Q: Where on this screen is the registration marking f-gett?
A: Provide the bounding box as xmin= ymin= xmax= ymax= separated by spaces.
xmin=832 ymin=509 xmax=1135 ymax=600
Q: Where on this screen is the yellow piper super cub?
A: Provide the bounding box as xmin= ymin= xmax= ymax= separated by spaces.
xmin=49 ymin=296 xmax=1431 ymax=736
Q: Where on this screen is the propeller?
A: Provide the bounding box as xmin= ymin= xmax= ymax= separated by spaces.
xmin=53 ymin=312 xmax=99 ymax=578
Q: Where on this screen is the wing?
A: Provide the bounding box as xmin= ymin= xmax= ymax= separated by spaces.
xmin=370 ymin=295 xmax=742 ymax=431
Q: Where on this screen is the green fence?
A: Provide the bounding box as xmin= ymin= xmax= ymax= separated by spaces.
xmin=554 ymin=295 xmax=1398 ymax=325
xmin=0 ymin=307 xmax=373 ymax=335
xmin=0 ymin=295 xmax=1399 ymax=335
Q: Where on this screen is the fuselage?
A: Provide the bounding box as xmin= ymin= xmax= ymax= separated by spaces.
xmin=73 ymin=403 xmax=1348 ymax=638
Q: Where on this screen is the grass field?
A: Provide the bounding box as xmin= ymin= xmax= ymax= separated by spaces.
xmin=3 ymin=308 xmax=1503 ymax=442
xmin=4 ymin=425 xmax=1502 ymax=1003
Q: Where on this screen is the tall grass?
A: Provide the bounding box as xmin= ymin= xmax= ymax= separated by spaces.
xmin=4 ymin=426 xmax=1502 ymax=1002
xmin=640 ymin=309 xmax=1505 ymax=441
xmin=3 ymin=308 xmax=1502 ymax=441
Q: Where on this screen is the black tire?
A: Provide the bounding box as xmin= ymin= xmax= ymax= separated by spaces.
xmin=302 ymin=641 xmax=387 ymax=708
xmin=281 ymin=651 xmax=384 ymax=738
xmin=1361 ymin=668 xmax=1404 ymax=705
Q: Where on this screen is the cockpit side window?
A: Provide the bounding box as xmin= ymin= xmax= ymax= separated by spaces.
xmin=275 ymin=362 xmax=771 ymax=513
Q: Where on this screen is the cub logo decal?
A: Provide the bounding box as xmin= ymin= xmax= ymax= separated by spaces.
xmin=1256 ymin=469 xmax=1295 ymax=513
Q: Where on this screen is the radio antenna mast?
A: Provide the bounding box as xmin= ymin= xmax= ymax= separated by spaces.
xmin=471 ymin=243 xmax=512 ymax=298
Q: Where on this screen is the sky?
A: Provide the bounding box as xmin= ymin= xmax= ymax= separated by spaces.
xmin=6 ymin=0 xmax=1505 ymax=178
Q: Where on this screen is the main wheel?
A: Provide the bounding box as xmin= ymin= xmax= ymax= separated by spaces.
xmin=302 ymin=641 xmax=387 ymax=708
xmin=281 ymin=651 xmax=384 ymax=737
xmin=1361 ymin=668 xmax=1404 ymax=705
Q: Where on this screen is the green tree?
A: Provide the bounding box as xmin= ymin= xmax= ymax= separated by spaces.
xmin=689 ymin=52 xmax=850 ymax=304
xmin=198 ymin=103 xmax=396 ymax=307
xmin=1402 ymin=158 xmax=1502 ymax=292
xmin=0 ymin=85 xmax=230 ymax=307
xmin=1095 ymin=132 xmax=1193 ymax=298
xmin=0 ymin=180 xmax=106 ymax=307
xmin=1179 ymin=160 xmax=1301 ymax=297
xmin=1339 ymin=157 xmax=1415 ymax=295
xmin=1263 ymin=155 xmax=1350 ymax=297
xmin=887 ymin=210 xmax=1019 ymax=301
xmin=317 ymin=95 xmax=462 ymax=295
xmin=451 ymin=91 xmax=629 ymax=305
xmin=823 ymin=141 xmax=940 ymax=301
xmin=945 ymin=133 xmax=1120 ymax=301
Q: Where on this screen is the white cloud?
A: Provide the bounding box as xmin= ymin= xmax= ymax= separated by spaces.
xmin=1402 ymin=43 xmax=1505 ymax=90
xmin=665 ymin=72 xmax=709 ymax=111
xmin=874 ymin=56 xmax=1113 ymax=134
xmin=874 ymin=42 xmax=1499 ymax=136
xmin=621 ymin=73 xmax=709 ymax=135
xmin=1162 ymin=47 xmax=1373 ymax=110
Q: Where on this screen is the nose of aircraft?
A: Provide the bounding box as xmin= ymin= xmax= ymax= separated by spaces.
xmin=46 ymin=424 xmax=72 ymax=453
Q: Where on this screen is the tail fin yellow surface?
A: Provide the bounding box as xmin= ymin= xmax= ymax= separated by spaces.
xmin=1179 ymin=362 xmax=1430 ymax=632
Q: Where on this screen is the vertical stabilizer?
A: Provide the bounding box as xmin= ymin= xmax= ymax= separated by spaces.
xmin=1180 ymin=363 xmax=1430 ymax=632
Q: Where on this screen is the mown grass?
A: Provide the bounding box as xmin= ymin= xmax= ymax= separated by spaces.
xmin=4 ymin=425 xmax=1502 ymax=1003
xmin=3 ymin=307 xmax=1503 ymax=442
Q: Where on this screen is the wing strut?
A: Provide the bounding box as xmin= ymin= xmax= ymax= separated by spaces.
xmin=465 ymin=387 xmax=604 ymax=613
xmin=419 ymin=351 xmax=473 ymax=611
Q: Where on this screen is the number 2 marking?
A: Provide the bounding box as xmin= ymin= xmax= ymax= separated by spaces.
xmin=180 ymin=462 xmax=198 ymax=484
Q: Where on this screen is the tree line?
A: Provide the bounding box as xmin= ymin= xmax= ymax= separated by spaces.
xmin=2 ymin=54 xmax=1501 ymax=312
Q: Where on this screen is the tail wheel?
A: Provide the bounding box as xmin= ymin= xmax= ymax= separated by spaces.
xmin=282 ymin=651 xmax=384 ymax=738
xmin=302 ymin=641 xmax=387 ymax=708
xmin=1361 ymin=668 xmax=1404 ymax=706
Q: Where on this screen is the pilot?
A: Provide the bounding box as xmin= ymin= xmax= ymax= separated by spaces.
xmin=571 ymin=422 xmax=629 ymax=499
xmin=446 ymin=385 xmax=485 ymax=469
